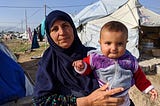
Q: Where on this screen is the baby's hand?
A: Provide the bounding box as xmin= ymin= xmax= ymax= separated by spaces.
xmin=72 ymin=60 xmax=85 ymax=71
xmin=148 ymin=89 xmax=158 ymax=101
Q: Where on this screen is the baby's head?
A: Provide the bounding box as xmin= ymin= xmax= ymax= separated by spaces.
xmin=99 ymin=21 xmax=128 ymax=59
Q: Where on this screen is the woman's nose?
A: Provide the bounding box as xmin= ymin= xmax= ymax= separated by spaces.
xmin=58 ymin=27 xmax=64 ymax=35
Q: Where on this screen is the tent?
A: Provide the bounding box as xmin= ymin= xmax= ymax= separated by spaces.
xmin=0 ymin=42 xmax=17 ymax=62
xmin=0 ymin=42 xmax=34 ymax=105
xmin=74 ymin=0 xmax=160 ymax=58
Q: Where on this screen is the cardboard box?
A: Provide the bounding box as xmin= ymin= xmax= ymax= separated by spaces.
xmin=152 ymin=49 xmax=160 ymax=57
xmin=156 ymin=65 xmax=160 ymax=74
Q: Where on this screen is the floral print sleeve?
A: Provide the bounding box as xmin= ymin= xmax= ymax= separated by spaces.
xmin=32 ymin=94 xmax=77 ymax=106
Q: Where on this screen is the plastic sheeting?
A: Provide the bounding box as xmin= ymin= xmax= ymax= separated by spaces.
xmin=74 ymin=0 xmax=160 ymax=58
xmin=73 ymin=0 xmax=128 ymax=27
xmin=0 ymin=42 xmax=17 ymax=62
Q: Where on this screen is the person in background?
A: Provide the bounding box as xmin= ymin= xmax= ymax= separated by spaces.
xmin=33 ymin=10 xmax=125 ymax=106
xmin=72 ymin=21 xmax=158 ymax=106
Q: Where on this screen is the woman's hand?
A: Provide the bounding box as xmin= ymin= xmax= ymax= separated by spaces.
xmin=77 ymin=84 xmax=124 ymax=106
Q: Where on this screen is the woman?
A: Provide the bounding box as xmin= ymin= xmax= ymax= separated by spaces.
xmin=33 ymin=10 xmax=124 ymax=106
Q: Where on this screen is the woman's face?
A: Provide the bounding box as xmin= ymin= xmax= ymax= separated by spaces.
xmin=50 ymin=20 xmax=74 ymax=49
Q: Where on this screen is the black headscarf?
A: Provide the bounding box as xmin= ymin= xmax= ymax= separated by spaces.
xmin=34 ymin=10 xmax=98 ymax=98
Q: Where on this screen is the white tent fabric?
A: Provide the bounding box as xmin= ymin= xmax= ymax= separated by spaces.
xmin=74 ymin=0 xmax=160 ymax=58
xmin=73 ymin=0 xmax=128 ymax=27
xmin=139 ymin=6 xmax=160 ymax=26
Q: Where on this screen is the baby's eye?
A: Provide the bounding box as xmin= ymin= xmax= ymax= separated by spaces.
xmin=118 ymin=42 xmax=123 ymax=46
xmin=104 ymin=42 xmax=111 ymax=45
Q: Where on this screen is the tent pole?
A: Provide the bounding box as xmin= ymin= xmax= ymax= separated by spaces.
xmin=44 ymin=1 xmax=47 ymax=50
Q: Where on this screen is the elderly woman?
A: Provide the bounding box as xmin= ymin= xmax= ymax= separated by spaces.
xmin=33 ymin=10 xmax=124 ymax=106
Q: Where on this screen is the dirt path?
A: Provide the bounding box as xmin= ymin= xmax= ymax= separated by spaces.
xmin=17 ymin=52 xmax=40 ymax=82
xmin=129 ymin=74 xmax=160 ymax=106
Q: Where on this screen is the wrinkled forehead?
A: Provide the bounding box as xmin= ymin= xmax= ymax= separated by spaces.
xmin=51 ymin=19 xmax=68 ymax=26
xmin=52 ymin=19 xmax=71 ymax=28
xmin=49 ymin=17 xmax=70 ymax=30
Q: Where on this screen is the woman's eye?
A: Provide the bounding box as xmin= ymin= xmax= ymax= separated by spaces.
xmin=51 ymin=27 xmax=58 ymax=32
xmin=62 ymin=24 xmax=69 ymax=29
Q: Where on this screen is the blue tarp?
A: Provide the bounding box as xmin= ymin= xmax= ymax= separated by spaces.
xmin=0 ymin=50 xmax=26 ymax=105
xmin=41 ymin=19 xmax=45 ymax=37
xmin=0 ymin=42 xmax=17 ymax=62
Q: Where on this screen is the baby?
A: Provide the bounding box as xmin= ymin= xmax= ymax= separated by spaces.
xmin=72 ymin=21 xmax=158 ymax=106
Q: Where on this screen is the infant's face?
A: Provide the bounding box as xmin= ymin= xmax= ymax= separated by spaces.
xmin=99 ymin=31 xmax=127 ymax=59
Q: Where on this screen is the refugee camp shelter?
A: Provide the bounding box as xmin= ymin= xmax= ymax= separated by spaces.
xmin=0 ymin=41 xmax=34 ymax=105
xmin=0 ymin=42 xmax=17 ymax=62
xmin=74 ymin=0 xmax=160 ymax=59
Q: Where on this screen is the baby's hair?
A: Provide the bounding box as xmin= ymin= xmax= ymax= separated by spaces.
xmin=100 ymin=21 xmax=128 ymax=39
